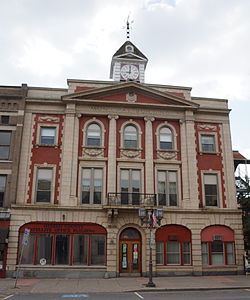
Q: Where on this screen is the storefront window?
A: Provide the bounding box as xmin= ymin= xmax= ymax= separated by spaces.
xmin=211 ymin=240 xmax=224 ymax=265
xmin=156 ymin=242 xmax=164 ymax=265
xmin=36 ymin=234 xmax=53 ymax=265
xmin=183 ymin=242 xmax=191 ymax=265
xmin=55 ymin=235 xmax=70 ymax=265
xmin=201 ymin=242 xmax=208 ymax=264
xmin=201 ymin=225 xmax=235 ymax=265
xmin=18 ymin=223 xmax=107 ymax=266
xmin=155 ymin=225 xmax=192 ymax=266
xmin=73 ymin=235 xmax=88 ymax=265
xmin=91 ymin=235 xmax=105 ymax=265
xmin=167 ymin=241 xmax=180 ymax=265
xmin=226 ymin=242 xmax=235 ymax=264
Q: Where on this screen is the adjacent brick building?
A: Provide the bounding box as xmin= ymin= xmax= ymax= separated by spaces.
xmin=0 ymin=84 xmax=27 ymax=277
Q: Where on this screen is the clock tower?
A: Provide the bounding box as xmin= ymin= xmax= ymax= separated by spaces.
xmin=110 ymin=25 xmax=148 ymax=83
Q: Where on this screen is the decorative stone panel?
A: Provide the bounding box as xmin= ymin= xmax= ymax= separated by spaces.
xmin=157 ymin=150 xmax=178 ymax=160
xmin=83 ymin=147 xmax=105 ymax=158
xmin=120 ymin=148 xmax=142 ymax=158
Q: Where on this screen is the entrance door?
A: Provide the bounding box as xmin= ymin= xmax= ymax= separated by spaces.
xmin=119 ymin=228 xmax=141 ymax=274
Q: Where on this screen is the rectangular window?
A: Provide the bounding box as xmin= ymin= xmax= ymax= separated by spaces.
xmin=0 ymin=175 xmax=6 ymax=207
xmin=36 ymin=234 xmax=53 ymax=265
xmin=204 ymin=174 xmax=219 ymax=207
xmin=55 ymin=234 xmax=70 ymax=265
xmin=201 ymin=135 xmax=216 ymax=152
xmin=73 ymin=234 xmax=88 ymax=265
xmin=120 ymin=169 xmax=141 ymax=205
xmin=211 ymin=240 xmax=224 ymax=264
xmin=158 ymin=171 xmax=177 ymax=206
xmin=1 ymin=116 xmax=9 ymax=124
xmin=82 ymin=168 xmax=103 ymax=204
xmin=90 ymin=235 xmax=106 ymax=265
xmin=40 ymin=127 xmax=56 ymax=145
xmin=36 ymin=168 xmax=53 ymax=203
xmin=156 ymin=242 xmax=164 ymax=264
xmin=0 ymin=131 xmax=11 ymax=160
xmin=201 ymin=242 xmax=209 ymax=265
xmin=183 ymin=242 xmax=191 ymax=265
xmin=226 ymin=242 xmax=235 ymax=264
xmin=166 ymin=241 xmax=180 ymax=265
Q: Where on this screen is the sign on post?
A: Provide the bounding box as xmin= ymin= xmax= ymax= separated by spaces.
xmin=22 ymin=228 xmax=30 ymax=246
xmin=15 ymin=228 xmax=30 ymax=288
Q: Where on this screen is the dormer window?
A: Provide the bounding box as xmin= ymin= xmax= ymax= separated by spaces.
xmin=125 ymin=45 xmax=134 ymax=53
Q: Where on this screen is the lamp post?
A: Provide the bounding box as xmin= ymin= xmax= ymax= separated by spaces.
xmin=139 ymin=207 xmax=163 ymax=287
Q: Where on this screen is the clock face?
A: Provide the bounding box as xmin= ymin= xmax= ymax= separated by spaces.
xmin=120 ymin=64 xmax=139 ymax=80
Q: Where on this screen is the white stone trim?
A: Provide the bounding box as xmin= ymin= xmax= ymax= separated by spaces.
xmin=117 ymin=162 xmax=145 ymax=194
xmin=198 ymin=131 xmax=219 ymax=154
xmin=32 ymin=164 xmax=56 ymax=204
xmin=201 ymin=170 xmax=222 ymax=208
xmin=36 ymin=123 xmax=59 ymax=146
xmin=155 ymin=121 xmax=177 ymax=150
xmin=154 ymin=165 xmax=181 ymax=207
xmin=78 ymin=161 xmax=107 ymax=206
xmin=119 ymin=119 xmax=142 ymax=151
xmin=82 ymin=117 xmax=106 ymax=148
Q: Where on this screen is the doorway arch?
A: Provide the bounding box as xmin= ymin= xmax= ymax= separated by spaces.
xmin=119 ymin=227 xmax=141 ymax=274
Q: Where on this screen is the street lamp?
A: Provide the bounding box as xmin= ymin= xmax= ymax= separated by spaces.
xmin=139 ymin=207 xmax=163 ymax=287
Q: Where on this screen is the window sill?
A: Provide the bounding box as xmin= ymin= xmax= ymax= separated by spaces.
xmin=199 ymin=151 xmax=221 ymax=156
xmin=202 ymin=264 xmax=236 ymax=268
xmin=35 ymin=144 xmax=58 ymax=149
xmin=19 ymin=264 xmax=106 ymax=269
xmin=0 ymin=159 xmax=12 ymax=163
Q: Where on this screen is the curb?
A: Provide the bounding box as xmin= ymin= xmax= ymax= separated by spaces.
xmin=126 ymin=286 xmax=250 ymax=293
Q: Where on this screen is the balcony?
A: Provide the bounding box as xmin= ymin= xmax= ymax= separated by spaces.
xmin=107 ymin=193 xmax=156 ymax=207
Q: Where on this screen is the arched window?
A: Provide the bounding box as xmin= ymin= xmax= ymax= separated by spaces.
xmin=159 ymin=126 xmax=173 ymax=150
xmin=201 ymin=225 xmax=235 ymax=265
xmin=155 ymin=225 xmax=192 ymax=266
xmin=124 ymin=125 xmax=138 ymax=148
xmin=86 ymin=123 xmax=101 ymax=146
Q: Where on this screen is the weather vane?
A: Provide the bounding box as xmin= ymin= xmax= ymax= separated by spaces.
xmin=125 ymin=14 xmax=134 ymax=40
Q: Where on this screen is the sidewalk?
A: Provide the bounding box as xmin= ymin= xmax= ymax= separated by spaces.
xmin=1 ymin=275 xmax=250 ymax=295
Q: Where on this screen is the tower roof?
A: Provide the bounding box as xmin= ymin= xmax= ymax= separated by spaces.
xmin=112 ymin=40 xmax=148 ymax=61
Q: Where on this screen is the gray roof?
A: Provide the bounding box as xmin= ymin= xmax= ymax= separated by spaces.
xmin=112 ymin=41 xmax=148 ymax=60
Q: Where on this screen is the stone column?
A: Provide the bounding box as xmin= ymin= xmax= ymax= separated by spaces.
xmin=144 ymin=116 xmax=155 ymax=194
xmin=107 ymin=115 xmax=119 ymax=198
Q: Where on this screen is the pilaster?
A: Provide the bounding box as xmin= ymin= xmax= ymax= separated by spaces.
xmin=144 ymin=117 xmax=155 ymax=194
xmin=60 ymin=104 xmax=77 ymax=206
xmin=107 ymin=115 xmax=119 ymax=196
xmin=183 ymin=111 xmax=199 ymax=208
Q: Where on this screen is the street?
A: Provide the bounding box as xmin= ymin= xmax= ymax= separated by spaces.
xmin=3 ymin=289 xmax=250 ymax=300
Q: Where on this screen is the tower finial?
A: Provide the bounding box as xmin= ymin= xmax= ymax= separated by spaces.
xmin=126 ymin=14 xmax=133 ymax=40
xmin=126 ymin=16 xmax=130 ymax=40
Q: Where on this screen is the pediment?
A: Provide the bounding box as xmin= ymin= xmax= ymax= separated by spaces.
xmin=62 ymin=82 xmax=198 ymax=109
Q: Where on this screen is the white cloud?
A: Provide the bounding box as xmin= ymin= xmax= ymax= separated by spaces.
xmin=15 ymin=37 xmax=73 ymax=77
xmin=0 ymin=0 xmax=250 ymax=155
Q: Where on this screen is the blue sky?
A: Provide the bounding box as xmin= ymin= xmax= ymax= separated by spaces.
xmin=0 ymin=0 xmax=250 ymax=161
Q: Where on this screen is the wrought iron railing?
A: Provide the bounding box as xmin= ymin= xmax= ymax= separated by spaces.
xmin=107 ymin=193 xmax=156 ymax=206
